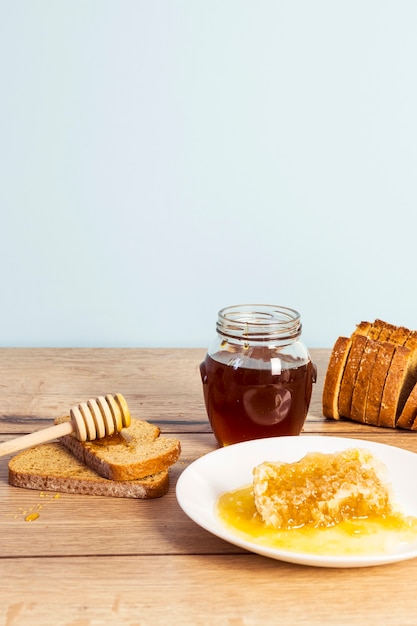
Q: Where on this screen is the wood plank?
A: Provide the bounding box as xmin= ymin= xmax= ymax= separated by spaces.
xmin=1 ymin=554 xmax=417 ymax=626
xmin=0 ymin=347 xmax=210 ymax=432
xmin=0 ymin=347 xmax=328 ymax=433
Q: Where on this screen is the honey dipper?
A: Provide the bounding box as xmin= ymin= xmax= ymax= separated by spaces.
xmin=0 ymin=393 xmax=131 ymax=458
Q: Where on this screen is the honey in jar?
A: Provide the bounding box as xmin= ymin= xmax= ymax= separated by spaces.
xmin=200 ymin=304 xmax=316 ymax=446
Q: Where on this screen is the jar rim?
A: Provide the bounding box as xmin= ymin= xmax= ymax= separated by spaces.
xmin=216 ymin=304 xmax=301 ymax=342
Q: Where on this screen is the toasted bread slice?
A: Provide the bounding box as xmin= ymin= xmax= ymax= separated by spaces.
xmin=56 ymin=417 xmax=181 ymax=481
xmin=322 ymin=336 xmax=352 ymax=419
xmin=8 ymin=442 xmax=170 ymax=499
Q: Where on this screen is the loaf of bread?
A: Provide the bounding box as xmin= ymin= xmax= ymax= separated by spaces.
xmin=253 ymin=448 xmax=393 ymax=529
xmin=8 ymin=442 xmax=170 ymax=498
xmin=323 ymin=319 xmax=417 ymax=429
xmin=55 ymin=416 xmax=181 ymax=480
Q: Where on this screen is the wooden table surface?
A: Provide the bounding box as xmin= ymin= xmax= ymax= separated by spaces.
xmin=2 ymin=347 xmax=417 ymax=626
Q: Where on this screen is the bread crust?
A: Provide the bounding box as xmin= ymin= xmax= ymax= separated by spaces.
xmin=353 ymin=321 xmax=372 ymax=337
xmin=387 ymin=326 xmax=411 ymax=345
xmin=372 ymin=319 xmax=396 ymax=342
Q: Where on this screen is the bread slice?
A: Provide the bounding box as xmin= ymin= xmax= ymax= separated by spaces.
xmin=364 ymin=342 xmax=396 ymax=425
xmin=396 ymin=333 xmax=417 ymax=429
xmin=364 ymin=324 xmax=411 ymax=426
xmin=322 ymin=336 xmax=352 ymax=419
xmin=337 ymin=320 xmax=386 ymax=420
xmin=378 ymin=344 xmax=417 ymax=428
xmin=8 ymin=442 xmax=169 ymax=499
xmin=56 ymin=417 xmax=181 ymax=480
xmin=350 ymin=338 xmax=380 ymax=423
xmin=253 ymin=448 xmax=393 ymax=529
xmin=351 ymin=321 xmax=411 ymax=424
xmin=338 ymin=334 xmax=369 ymax=418
xmin=397 ymin=382 xmax=417 ymax=429
xmin=322 ymin=321 xmax=374 ymax=421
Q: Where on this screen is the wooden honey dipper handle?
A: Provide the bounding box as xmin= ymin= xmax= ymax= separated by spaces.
xmin=0 ymin=393 xmax=131 ymax=458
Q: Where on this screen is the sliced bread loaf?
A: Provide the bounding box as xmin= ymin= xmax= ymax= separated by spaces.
xmin=323 ymin=319 xmax=417 ymax=429
xmin=56 ymin=417 xmax=181 ymax=481
xmin=8 ymin=442 xmax=170 ymax=499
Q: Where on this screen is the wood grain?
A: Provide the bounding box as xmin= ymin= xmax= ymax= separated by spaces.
xmin=2 ymin=554 xmax=417 ymax=626
xmin=1 ymin=347 xmax=417 ymax=626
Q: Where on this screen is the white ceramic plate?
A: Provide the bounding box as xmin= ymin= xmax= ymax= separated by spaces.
xmin=176 ymin=436 xmax=417 ymax=568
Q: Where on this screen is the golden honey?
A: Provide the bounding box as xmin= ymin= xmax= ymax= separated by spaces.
xmin=200 ymin=304 xmax=316 ymax=445
xmin=217 ymin=485 xmax=417 ymax=557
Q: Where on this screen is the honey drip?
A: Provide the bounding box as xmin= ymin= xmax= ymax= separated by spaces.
xmin=87 ymin=431 xmax=133 ymax=448
xmin=6 ymin=491 xmax=61 ymax=523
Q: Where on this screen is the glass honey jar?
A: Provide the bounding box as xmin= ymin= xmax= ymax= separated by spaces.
xmin=200 ymin=304 xmax=316 ymax=446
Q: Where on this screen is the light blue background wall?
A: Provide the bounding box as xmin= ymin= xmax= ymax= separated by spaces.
xmin=1 ymin=1 xmax=416 ymax=349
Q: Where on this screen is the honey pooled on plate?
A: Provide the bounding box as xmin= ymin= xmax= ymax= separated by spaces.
xmin=217 ymin=448 xmax=417 ymax=557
